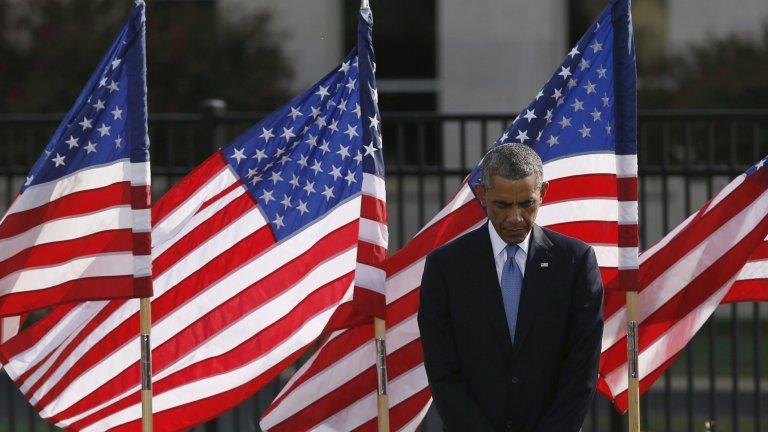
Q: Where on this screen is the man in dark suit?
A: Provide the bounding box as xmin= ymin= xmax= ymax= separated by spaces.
xmin=418 ymin=143 xmax=603 ymax=432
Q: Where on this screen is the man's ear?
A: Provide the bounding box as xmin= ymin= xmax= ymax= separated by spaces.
xmin=475 ymin=184 xmax=487 ymax=207
xmin=539 ymin=181 xmax=549 ymax=203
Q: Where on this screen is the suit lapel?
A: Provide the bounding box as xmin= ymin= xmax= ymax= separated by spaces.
xmin=471 ymin=224 xmax=514 ymax=358
xmin=510 ymin=224 xmax=553 ymax=360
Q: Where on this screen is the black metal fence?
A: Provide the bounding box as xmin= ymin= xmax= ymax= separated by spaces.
xmin=0 ymin=108 xmax=767 ymax=431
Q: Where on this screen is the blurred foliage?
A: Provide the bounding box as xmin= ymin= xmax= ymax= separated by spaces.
xmin=640 ymin=24 xmax=768 ymax=109
xmin=0 ymin=0 xmax=292 ymax=113
xmin=569 ymin=0 xmax=768 ymax=109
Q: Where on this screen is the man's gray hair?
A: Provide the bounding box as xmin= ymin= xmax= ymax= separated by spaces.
xmin=479 ymin=143 xmax=544 ymax=189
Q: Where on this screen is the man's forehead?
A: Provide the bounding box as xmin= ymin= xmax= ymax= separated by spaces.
xmin=486 ymin=187 xmax=539 ymax=200
xmin=488 ymin=193 xmax=538 ymax=201
xmin=486 ymin=174 xmax=539 ymax=190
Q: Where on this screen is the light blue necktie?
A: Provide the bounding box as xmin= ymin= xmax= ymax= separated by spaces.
xmin=500 ymin=244 xmax=523 ymax=345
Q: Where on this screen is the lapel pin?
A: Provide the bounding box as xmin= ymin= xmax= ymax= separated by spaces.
xmin=540 ymin=262 xmax=549 ymax=268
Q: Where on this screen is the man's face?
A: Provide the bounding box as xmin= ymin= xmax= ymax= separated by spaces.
xmin=475 ymin=174 xmax=549 ymax=245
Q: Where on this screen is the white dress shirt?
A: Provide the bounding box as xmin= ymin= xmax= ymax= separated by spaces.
xmin=488 ymin=222 xmax=530 ymax=284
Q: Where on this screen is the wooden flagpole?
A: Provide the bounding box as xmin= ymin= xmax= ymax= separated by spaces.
xmin=374 ymin=317 xmax=390 ymax=432
xmin=626 ymin=291 xmax=641 ymax=432
xmin=136 ymin=2 xmax=152 ymax=430
xmin=140 ymin=297 xmax=153 ymax=432
xmin=360 ymin=1 xmax=389 ymax=430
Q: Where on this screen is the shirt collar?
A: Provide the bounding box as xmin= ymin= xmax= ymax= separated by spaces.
xmin=488 ymin=221 xmax=531 ymax=259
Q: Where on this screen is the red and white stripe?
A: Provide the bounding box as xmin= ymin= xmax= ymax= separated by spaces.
xmin=0 ymin=159 xmax=151 ymax=316
xmin=329 ymin=173 xmax=389 ymax=327
xmin=724 ymin=239 xmax=768 ymax=302
xmin=1 ymin=315 xmax=23 ymax=344
xmin=597 ymin=165 xmax=768 ymax=410
xmin=260 ymin=152 xmax=638 ymax=431
xmin=0 ymin=150 xmax=386 ymax=431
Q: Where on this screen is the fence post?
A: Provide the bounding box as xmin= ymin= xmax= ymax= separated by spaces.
xmin=5 ymin=373 xmax=17 ymax=432
xmin=201 ymin=99 xmax=227 ymax=153
xmin=610 ymin=409 xmax=625 ymax=432
xmin=205 ymin=417 xmax=218 ymax=432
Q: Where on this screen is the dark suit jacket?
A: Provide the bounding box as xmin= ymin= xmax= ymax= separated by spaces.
xmin=417 ymin=223 xmax=603 ymax=432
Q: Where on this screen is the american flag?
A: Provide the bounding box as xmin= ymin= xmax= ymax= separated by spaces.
xmin=600 ymin=157 xmax=768 ymax=410
xmin=0 ymin=2 xmax=150 ymax=318
xmin=260 ymin=0 xmax=638 ymax=430
xmin=0 ymin=7 xmax=386 ymax=432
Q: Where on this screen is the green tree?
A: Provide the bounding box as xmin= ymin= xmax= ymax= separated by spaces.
xmin=0 ymin=0 xmax=293 ymax=113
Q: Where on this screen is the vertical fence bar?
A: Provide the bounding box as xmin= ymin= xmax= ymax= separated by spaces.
xmin=26 ymin=127 xmax=37 ymax=167
xmin=396 ymin=123 xmax=406 ymax=249
xmin=166 ymin=127 xmax=175 ymax=195
xmin=459 ymin=120 xmax=467 ymax=175
xmin=729 ymin=121 xmax=738 ymax=172
xmin=705 ymin=120 xmax=715 ymax=196
xmin=639 ymin=122 xmax=648 ymax=261
xmin=417 ymin=123 xmax=426 ymax=227
xmin=6 ymin=374 xmax=17 ymax=432
xmin=26 ymin=129 xmax=36 ymax=189
xmin=201 ymin=99 xmax=227 ymax=153
xmin=253 ymin=393 xmax=261 ymax=432
xmin=205 ymin=416 xmax=218 ymax=431
xmin=27 ymin=400 xmax=36 ymax=432
xmin=232 ymin=405 xmax=242 ymax=432
xmin=5 ymin=128 xmax=14 ymax=208
xmin=437 ymin=120 xmax=446 ymax=207
xmin=187 ymin=125 xmax=196 ymax=169
xmin=661 ymin=118 xmax=671 ymax=243
xmin=609 ymin=408 xmax=624 ymax=432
